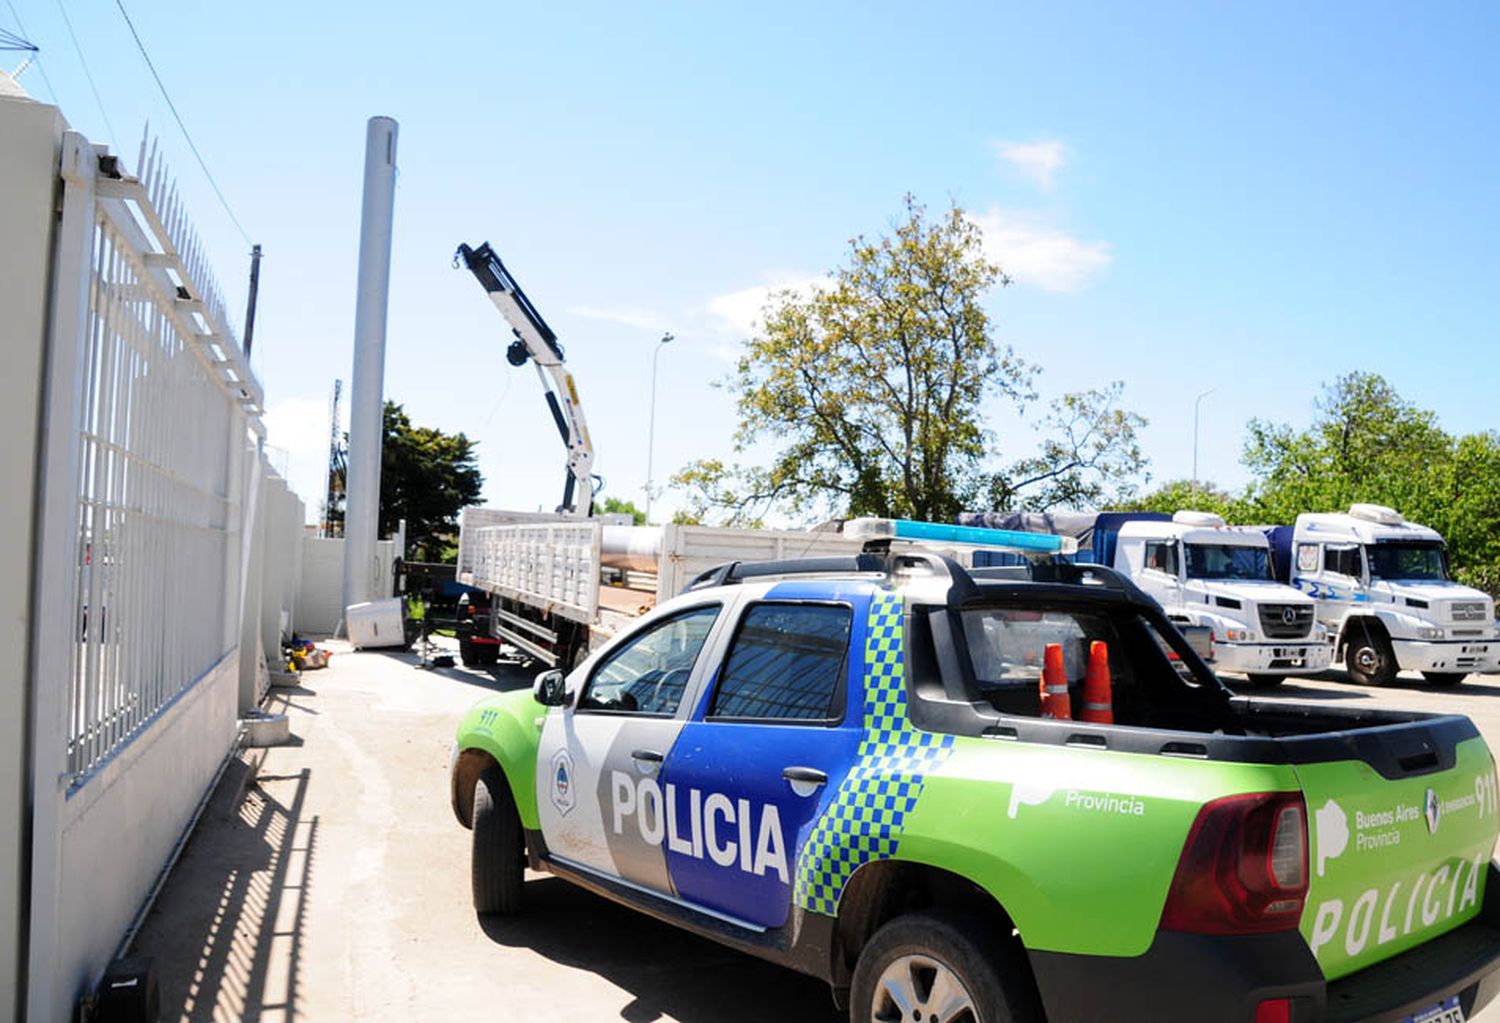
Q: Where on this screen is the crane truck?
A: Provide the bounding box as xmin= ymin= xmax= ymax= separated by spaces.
xmin=450 ymin=241 xmax=870 ymax=669
xmin=454 ymin=241 xmax=596 ymax=517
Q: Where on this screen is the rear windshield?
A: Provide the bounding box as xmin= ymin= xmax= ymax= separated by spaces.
xmin=1185 ymin=543 xmax=1270 ymax=581
xmin=956 ymin=604 xmax=1214 ymax=726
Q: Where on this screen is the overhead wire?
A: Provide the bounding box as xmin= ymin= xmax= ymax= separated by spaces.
xmin=53 ymin=0 xmax=118 ymax=151
xmin=112 ymin=0 xmax=252 ymax=245
xmin=3 ymin=0 xmax=59 ymax=104
xmin=0 ymin=25 xmax=36 ymax=49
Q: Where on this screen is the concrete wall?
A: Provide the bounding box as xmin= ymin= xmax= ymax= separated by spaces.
xmin=51 ymin=653 xmax=240 ymax=1013
xmin=0 ymin=84 xmax=64 ymax=1023
xmin=297 ymin=536 xmax=399 ymax=635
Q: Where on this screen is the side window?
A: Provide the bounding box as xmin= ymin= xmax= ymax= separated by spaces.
xmin=1144 ymin=541 xmax=1179 ymax=576
xmin=709 ymin=603 xmax=853 ymax=722
xmin=578 ymin=605 xmax=720 ymax=715
xmin=1324 ymin=545 xmax=1362 ymax=578
xmin=1296 ymin=543 xmax=1319 ymax=573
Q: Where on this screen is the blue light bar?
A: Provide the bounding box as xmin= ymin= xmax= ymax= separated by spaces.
xmin=844 ymin=517 xmax=1077 ymax=555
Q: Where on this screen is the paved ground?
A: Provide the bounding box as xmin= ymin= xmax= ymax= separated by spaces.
xmin=130 ymin=638 xmax=837 ymax=1023
xmin=131 ymin=642 xmax=1500 ymax=1022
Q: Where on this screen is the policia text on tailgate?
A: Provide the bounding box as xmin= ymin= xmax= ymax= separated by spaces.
xmin=450 ymin=518 xmax=1500 ymax=1023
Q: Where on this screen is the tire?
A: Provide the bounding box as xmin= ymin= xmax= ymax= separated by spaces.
xmin=1423 ymin=671 xmax=1468 ymax=687
xmin=1246 ymin=674 xmax=1286 ymax=688
xmin=472 ymin=766 xmax=524 ymax=915
xmin=1346 ymin=624 xmax=1398 ymax=686
xmin=850 ymin=910 xmax=1040 ymax=1023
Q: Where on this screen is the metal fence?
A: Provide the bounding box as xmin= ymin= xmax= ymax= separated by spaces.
xmin=60 ymin=132 xmax=262 ymax=781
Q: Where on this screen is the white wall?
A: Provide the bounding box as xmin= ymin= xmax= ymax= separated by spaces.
xmin=51 ymin=654 xmax=239 ymax=1013
xmin=297 ymin=536 xmax=399 ymax=635
xmin=0 ymin=85 xmax=65 ymax=1023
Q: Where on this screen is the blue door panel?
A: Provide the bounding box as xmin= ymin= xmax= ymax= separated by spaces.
xmin=661 ymin=722 xmax=862 ymax=927
xmin=661 ymin=586 xmax=873 ymax=929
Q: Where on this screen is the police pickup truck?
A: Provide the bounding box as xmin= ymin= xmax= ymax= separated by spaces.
xmin=450 ymin=518 xmax=1500 ymax=1022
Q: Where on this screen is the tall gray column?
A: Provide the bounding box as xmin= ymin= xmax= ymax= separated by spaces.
xmin=341 ymin=116 xmax=398 ymax=617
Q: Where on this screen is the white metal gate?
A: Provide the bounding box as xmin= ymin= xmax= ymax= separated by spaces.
xmin=22 ymin=119 xmax=291 ymax=1023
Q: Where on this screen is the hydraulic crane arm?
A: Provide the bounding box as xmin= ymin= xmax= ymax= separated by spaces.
xmin=455 ymin=241 xmax=595 ymax=517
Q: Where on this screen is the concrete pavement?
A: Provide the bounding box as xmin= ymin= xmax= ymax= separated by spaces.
xmin=128 ymin=639 xmax=837 ymax=1022
xmin=130 ymin=641 xmax=1500 ymax=1022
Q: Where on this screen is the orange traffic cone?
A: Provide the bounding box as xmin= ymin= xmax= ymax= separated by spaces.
xmin=1081 ymin=641 xmax=1113 ymax=724
xmin=1039 ymin=642 xmax=1072 ymax=720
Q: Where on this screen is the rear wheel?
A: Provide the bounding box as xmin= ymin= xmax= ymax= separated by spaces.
xmin=472 ymin=766 xmax=524 ymax=915
xmin=1423 ymin=671 xmax=1468 ymax=686
xmin=850 ymin=910 xmax=1039 ymax=1023
xmin=1246 ymin=674 xmax=1285 ymax=688
xmin=1346 ymin=625 xmax=1398 ymax=686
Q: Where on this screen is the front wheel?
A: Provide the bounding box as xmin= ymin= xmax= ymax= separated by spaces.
xmin=1346 ymin=626 xmax=1398 ymax=686
xmin=850 ymin=910 xmax=1039 ymax=1023
xmin=1423 ymin=671 xmax=1468 ymax=686
xmin=472 ymin=766 xmax=524 ymax=915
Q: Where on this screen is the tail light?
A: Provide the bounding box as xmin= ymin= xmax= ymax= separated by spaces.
xmin=1160 ymin=792 xmax=1308 ymax=934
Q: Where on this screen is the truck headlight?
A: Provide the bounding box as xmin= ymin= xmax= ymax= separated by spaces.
xmin=1417 ymin=626 xmax=1445 ymax=640
xmin=1224 ymin=628 xmax=1254 ymax=642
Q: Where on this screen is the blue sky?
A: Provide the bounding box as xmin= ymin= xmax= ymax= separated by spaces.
xmin=8 ymin=1 xmax=1498 ymax=524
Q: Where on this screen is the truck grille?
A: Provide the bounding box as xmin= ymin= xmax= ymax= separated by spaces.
xmin=1259 ymin=604 xmax=1314 ymax=639
xmin=1450 ymin=601 xmax=1487 ymax=622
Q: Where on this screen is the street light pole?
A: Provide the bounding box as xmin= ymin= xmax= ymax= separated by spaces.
xmin=1192 ymin=387 xmax=1216 ymax=499
xmin=645 ymin=332 xmax=674 ymax=522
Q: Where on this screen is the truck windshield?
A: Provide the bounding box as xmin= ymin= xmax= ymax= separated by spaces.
xmin=1184 ymin=544 xmax=1270 ymax=581
xmin=1367 ymin=542 xmax=1449 ymax=581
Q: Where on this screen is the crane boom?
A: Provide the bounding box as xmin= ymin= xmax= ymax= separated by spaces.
xmin=455 ymin=242 xmax=595 ymax=517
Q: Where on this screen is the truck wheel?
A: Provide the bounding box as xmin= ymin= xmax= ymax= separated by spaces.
xmin=1423 ymin=671 xmax=1468 ymax=687
xmin=1246 ymin=674 xmax=1285 ymax=688
xmin=472 ymin=766 xmax=524 ymax=915
xmin=1346 ymin=626 xmax=1398 ymax=686
xmin=850 ymin=910 xmax=1039 ymax=1023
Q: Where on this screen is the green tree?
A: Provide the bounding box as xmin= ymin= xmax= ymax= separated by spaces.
xmin=674 ymin=196 xmax=1146 ymax=524
xmin=598 ymin=496 xmax=647 ymax=525
xmin=325 ymin=402 xmax=485 ymax=562
xmin=1122 ymin=478 xmax=1246 ymax=520
xmin=1240 ymin=372 xmax=1500 ymax=596
xmin=379 ymin=402 xmax=483 ymax=561
xmin=1242 ymin=372 xmax=1450 ymax=525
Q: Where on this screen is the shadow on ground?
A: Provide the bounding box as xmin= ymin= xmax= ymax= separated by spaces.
xmin=131 ymin=758 xmax=317 ymax=1022
xmin=478 ymin=876 xmax=840 ymax=1023
xmin=371 ymin=640 xmax=536 ymax=695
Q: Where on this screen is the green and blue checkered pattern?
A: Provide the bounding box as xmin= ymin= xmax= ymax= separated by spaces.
xmin=793 ymin=590 xmax=956 ymax=916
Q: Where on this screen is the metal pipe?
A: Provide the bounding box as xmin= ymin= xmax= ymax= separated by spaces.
xmin=242 ymin=243 xmax=261 ymax=356
xmin=600 ymin=525 xmax=663 ymax=573
xmin=1192 ymin=387 xmax=1216 ymax=497
xmin=341 ymin=117 xmax=398 ymax=617
xmin=644 ymin=332 xmax=673 ymax=522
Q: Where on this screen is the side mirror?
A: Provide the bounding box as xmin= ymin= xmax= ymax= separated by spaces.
xmin=533 ymin=668 xmax=569 ymax=707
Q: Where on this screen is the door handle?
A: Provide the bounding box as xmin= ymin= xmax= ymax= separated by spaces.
xmin=631 ymin=749 xmax=665 ymax=763
xmin=782 ymin=766 xmax=827 ymax=785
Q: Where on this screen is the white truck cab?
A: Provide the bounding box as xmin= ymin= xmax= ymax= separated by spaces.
xmin=1270 ymin=504 xmax=1498 ymax=685
xmin=1112 ymin=511 xmax=1330 ymax=687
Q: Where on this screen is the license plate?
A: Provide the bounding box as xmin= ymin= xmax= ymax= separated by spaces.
xmin=1407 ymin=996 xmax=1465 ymax=1023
